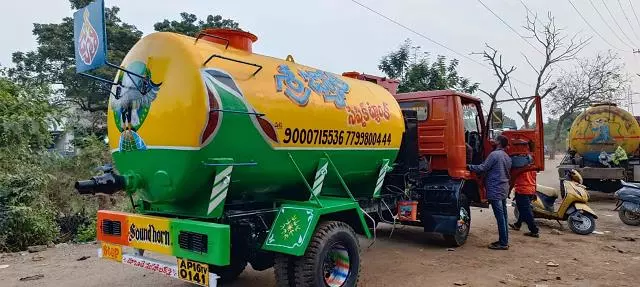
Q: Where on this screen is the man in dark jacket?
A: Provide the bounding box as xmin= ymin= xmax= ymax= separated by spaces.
xmin=468 ymin=135 xmax=512 ymax=250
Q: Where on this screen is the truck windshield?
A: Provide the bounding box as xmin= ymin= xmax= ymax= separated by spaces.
xmin=463 ymin=104 xmax=479 ymax=132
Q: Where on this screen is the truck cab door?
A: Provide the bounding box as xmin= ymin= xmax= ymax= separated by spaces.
xmin=487 ymin=96 xmax=545 ymax=180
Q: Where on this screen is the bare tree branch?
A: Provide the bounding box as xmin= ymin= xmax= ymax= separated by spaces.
xmin=546 ymin=51 xmax=630 ymax=157
xmin=473 ymin=44 xmax=517 ymax=131
xmin=514 ymin=12 xmax=591 ymax=128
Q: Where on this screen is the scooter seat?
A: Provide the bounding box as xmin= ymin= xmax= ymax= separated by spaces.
xmin=622 ymin=181 xmax=640 ymax=189
xmin=616 ymin=187 xmax=640 ymax=204
xmin=536 ymin=184 xmax=560 ymax=198
xmin=535 ymin=191 xmax=557 ymax=212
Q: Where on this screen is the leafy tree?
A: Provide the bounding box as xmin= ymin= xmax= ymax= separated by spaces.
xmin=379 ymin=39 xmax=479 ymax=94
xmin=6 ymin=0 xmax=143 ymax=114
xmin=0 ymin=77 xmax=60 ymax=251
xmin=542 ymin=116 xmax=576 ymax=152
xmin=154 ymin=13 xmax=241 ymax=36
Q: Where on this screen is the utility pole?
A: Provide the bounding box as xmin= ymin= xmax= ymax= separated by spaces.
xmin=411 ymin=45 xmax=421 ymax=65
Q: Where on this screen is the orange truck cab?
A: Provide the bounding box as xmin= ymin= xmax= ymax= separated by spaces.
xmin=345 ymin=72 xmax=545 ymax=246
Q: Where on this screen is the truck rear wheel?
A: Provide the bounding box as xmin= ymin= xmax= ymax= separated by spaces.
xmin=443 ymin=194 xmax=471 ymax=247
xmin=274 ymin=254 xmax=296 ymax=287
xmin=293 ymin=221 xmax=360 ymax=287
xmin=208 ymin=255 xmax=247 ymax=283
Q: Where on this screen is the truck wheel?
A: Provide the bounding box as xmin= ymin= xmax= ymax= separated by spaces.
xmin=618 ymin=206 xmax=640 ymax=226
xmin=294 ymin=221 xmax=360 ymax=287
xmin=443 ymin=194 xmax=471 ymax=247
xmin=208 ymin=258 xmax=247 ymax=283
xmin=274 ymin=254 xmax=296 ymax=287
xmin=568 ymin=212 xmax=596 ymax=235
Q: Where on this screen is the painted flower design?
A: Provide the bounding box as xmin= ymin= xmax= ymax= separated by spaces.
xmin=280 ymin=215 xmax=301 ymax=240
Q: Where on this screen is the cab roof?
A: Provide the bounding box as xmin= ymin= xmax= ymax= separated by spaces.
xmin=393 ymin=89 xmax=482 ymax=103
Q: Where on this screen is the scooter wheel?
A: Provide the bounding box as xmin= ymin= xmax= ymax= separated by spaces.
xmin=568 ymin=212 xmax=596 ymax=235
xmin=618 ymin=206 xmax=640 ymax=226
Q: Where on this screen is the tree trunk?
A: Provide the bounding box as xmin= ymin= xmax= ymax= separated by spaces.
xmin=549 ymin=113 xmax=569 ymax=160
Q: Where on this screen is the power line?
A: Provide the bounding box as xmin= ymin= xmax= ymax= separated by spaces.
xmin=518 ymin=0 xmax=544 ymax=26
xmin=475 ymin=0 xmax=545 ymax=56
xmin=587 ymin=0 xmax=635 ymax=49
xmin=567 ymin=0 xmax=630 ymax=52
xmin=630 ymin=0 xmax=640 ymax=35
xmin=349 ymin=0 xmax=534 ymax=87
xmin=601 ymin=0 xmax=639 ymax=47
xmin=618 ymin=0 xmax=640 ymax=42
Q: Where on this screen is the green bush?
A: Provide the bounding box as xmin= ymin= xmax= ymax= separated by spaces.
xmin=0 ymin=77 xmax=124 ymax=251
xmin=0 ymin=205 xmax=58 ymax=252
xmin=75 ymin=218 xmax=97 ymax=243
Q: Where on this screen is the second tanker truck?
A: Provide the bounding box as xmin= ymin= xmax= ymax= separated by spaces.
xmin=558 ymin=103 xmax=640 ymax=192
xmin=72 ymin=1 xmax=545 ymax=286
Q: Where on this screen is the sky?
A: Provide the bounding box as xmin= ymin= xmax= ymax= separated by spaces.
xmin=1 ymin=0 xmax=640 ymax=126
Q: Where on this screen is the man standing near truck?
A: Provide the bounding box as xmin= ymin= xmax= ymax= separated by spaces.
xmin=468 ymin=135 xmax=512 ymax=250
xmin=509 ymin=170 xmax=540 ymax=237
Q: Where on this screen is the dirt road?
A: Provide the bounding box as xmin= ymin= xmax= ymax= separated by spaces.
xmin=1 ymin=158 xmax=639 ymax=287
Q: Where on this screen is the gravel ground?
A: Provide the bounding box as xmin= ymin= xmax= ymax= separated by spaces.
xmin=1 ymin=158 xmax=639 ymax=287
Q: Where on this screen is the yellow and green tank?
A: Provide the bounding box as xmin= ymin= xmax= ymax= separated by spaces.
xmin=107 ymin=28 xmax=405 ymax=218
xmin=567 ymin=103 xmax=640 ymax=163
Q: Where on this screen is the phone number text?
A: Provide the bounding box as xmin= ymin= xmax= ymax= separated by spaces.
xmin=282 ymin=128 xmax=392 ymax=146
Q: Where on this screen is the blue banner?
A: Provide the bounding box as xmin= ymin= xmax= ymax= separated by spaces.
xmin=73 ymin=0 xmax=107 ymax=73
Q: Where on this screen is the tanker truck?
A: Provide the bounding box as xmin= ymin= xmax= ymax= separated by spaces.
xmin=558 ymin=103 xmax=640 ymax=192
xmin=72 ymin=1 xmax=545 ymax=286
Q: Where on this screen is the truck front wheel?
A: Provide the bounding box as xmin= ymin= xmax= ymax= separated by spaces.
xmin=293 ymin=221 xmax=361 ymax=287
xmin=443 ymin=194 xmax=471 ymax=247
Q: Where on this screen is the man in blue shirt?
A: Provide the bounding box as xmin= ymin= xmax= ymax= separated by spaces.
xmin=468 ymin=135 xmax=512 ymax=250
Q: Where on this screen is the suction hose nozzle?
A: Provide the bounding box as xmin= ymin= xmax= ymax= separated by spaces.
xmin=75 ymin=165 xmax=126 ymax=195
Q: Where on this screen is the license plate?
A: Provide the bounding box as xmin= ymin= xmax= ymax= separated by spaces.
xmin=101 ymin=242 xmax=122 ymax=262
xmin=177 ymin=258 xmax=209 ymax=287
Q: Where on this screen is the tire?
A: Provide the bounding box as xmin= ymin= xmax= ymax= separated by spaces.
xmin=209 ymin=256 xmax=247 ymax=283
xmin=293 ymin=221 xmax=360 ymax=287
xmin=443 ymin=194 xmax=471 ymax=247
xmin=568 ymin=212 xmax=596 ymax=235
xmin=618 ymin=206 xmax=640 ymax=226
xmin=274 ymin=254 xmax=296 ymax=287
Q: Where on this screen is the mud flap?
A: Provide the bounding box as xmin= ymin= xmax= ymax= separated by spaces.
xmin=420 ymin=179 xmax=463 ymax=235
xmin=573 ymin=203 xmax=598 ymax=219
xmin=261 ymin=196 xmax=370 ymax=256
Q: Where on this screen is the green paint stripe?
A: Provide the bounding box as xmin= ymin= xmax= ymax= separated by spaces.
xmin=335 ymin=252 xmax=350 ymax=263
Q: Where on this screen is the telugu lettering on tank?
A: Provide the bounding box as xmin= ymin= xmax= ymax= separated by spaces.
xmin=128 ymin=223 xmax=171 ymax=246
xmin=272 ymin=64 xmax=397 ymax=148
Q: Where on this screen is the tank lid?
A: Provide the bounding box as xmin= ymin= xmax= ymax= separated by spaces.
xmin=342 ymin=71 xmax=361 ymax=79
xmin=198 ymin=28 xmax=258 ymax=53
xmin=590 ymin=102 xmax=617 ymax=107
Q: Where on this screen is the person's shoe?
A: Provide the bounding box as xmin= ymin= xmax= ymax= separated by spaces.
xmin=524 ymin=232 xmax=539 ymax=238
xmin=488 ymin=243 xmax=509 ymax=250
xmin=509 ymin=223 xmax=521 ymax=231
